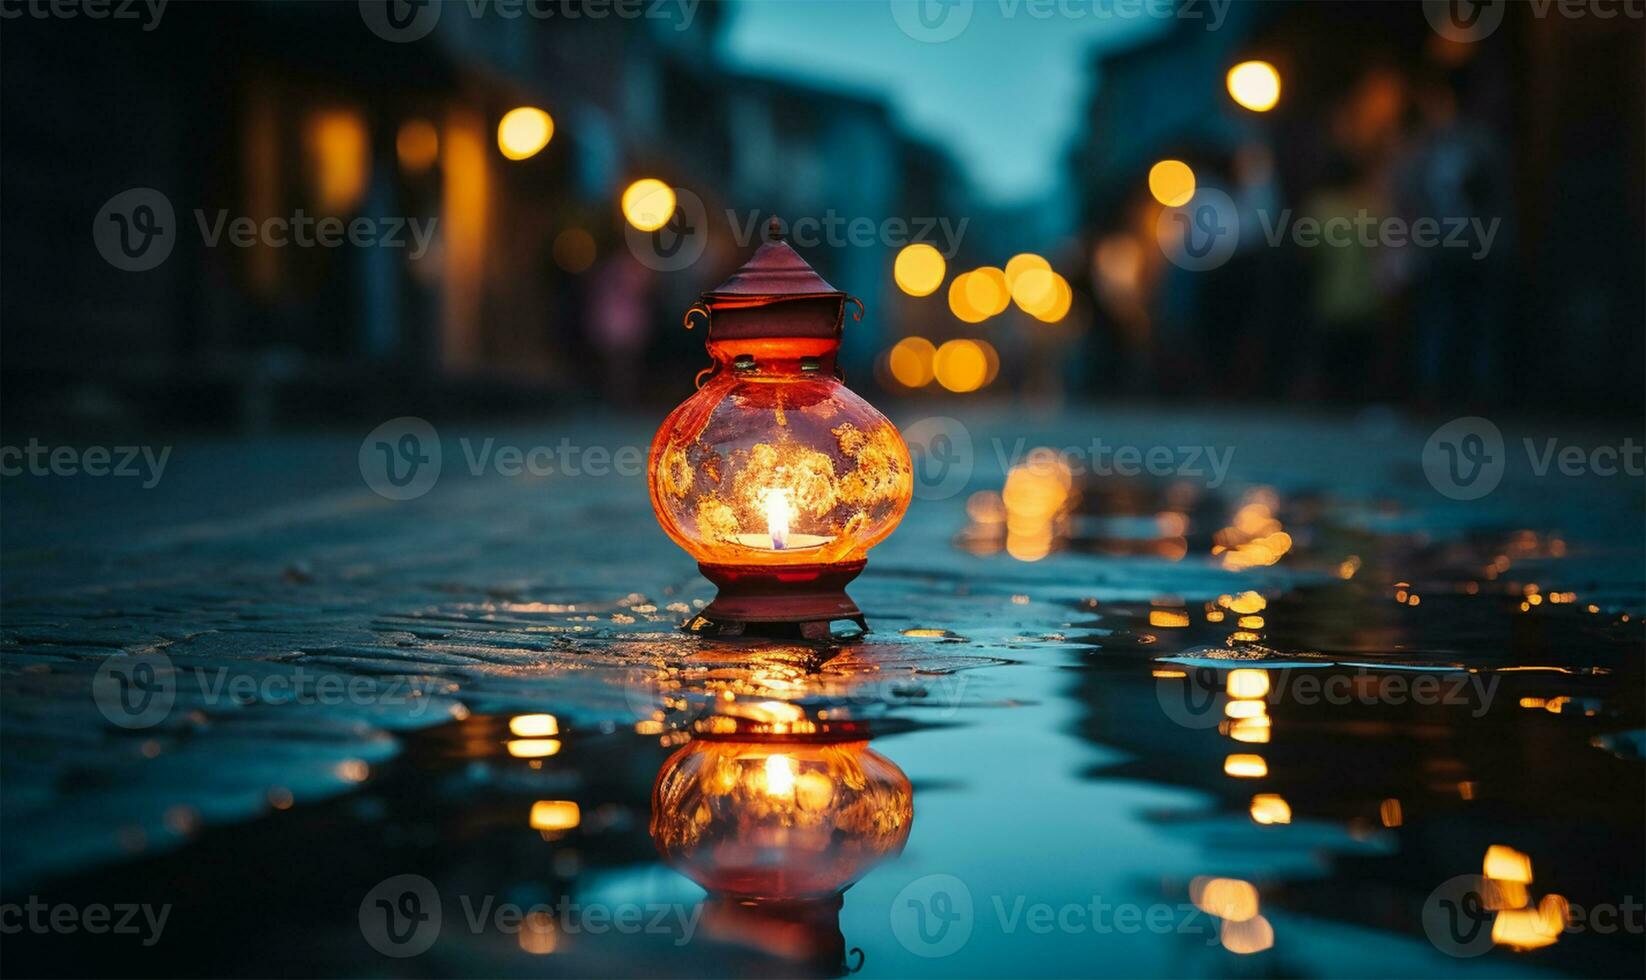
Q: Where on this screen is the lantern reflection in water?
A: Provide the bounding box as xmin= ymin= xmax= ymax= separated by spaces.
xmin=650 ymin=727 xmax=913 ymax=901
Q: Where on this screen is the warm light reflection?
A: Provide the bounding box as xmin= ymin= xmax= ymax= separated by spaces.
xmin=497 ymin=106 xmax=554 ymax=160
xmin=1191 ymin=877 xmax=1259 ymax=921
xmin=1224 ymin=753 xmax=1267 ymax=778
xmin=1225 ymin=699 xmax=1266 ymax=719
xmin=894 ymin=243 xmax=946 ymax=297
xmin=1493 ymin=908 xmax=1559 ymax=950
xmin=396 ymin=118 xmax=439 ymax=173
xmin=1250 ymin=794 xmax=1291 ymax=825
xmin=1379 ymin=798 xmax=1403 ymax=828
xmin=651 ymin=736 xmax=913 ymax=900
xmin=510 ymin=713 xmax=560 ymax=737
xmin=305 ymin=109 xmax=370 ymax=213
xmin=1484 ymin=844 xmax=1533 ymax=883
xmin=1229 ymin=716 xmax=1271 ymax=744
xmin=529 ymin=800 xmax=581 ymax=832
xmin=621 ymin=178 xmax=675 ymax=231
xmin=1149 ymin=609 xmax=1190 ymax=628
xmin=1226 ymin=669 xmax=1270 ymax=699
xmin=1220 ymin=914 xmax=1275 ymax=954
xmin=1148 ymin=159 xmax=1196 ymax=207
xmin=508 ymin=739 xmax=562 ymax=758
xmin=1226 ymin=60 xmax=1282 ymax=112
xmin=518 ymin=912 xmax=558 ymax=954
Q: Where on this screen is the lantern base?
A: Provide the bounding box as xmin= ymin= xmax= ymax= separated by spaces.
xmin=691 ymin=560 xmax=868 ymax=639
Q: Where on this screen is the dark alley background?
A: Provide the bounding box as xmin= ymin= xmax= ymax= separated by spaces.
xmin=1 ymin=0 xmax=1642 ymax=436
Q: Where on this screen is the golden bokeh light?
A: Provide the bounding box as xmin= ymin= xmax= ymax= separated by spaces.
xmin=894 ymin=243 xmax=947 ymax=297
xmin=1227 ymin=60 xmax=1282 ymax=112
xmin=396 ymin=118 xmax=439 ymax=173
xmin=1148 ymin=159 xmax=1196 ymax=207
xmin=507 ymin=739 xmax=562 ymax=758
xmin=497 ymin=106 xmax=554 ymax=160
xmin=1224 ymin=753 xmax=1267 ymax=778
xmin=1250 ymin=793 xmax=1291 ymax=825
xmin=947 ymin=273 xmax=987 ymax=323
xmin=306 ymin=109 xmax=370 ymax=213
xmin=933 ymin=339 xmax=989 ymax=393
xmin=888 ymin=336 xmax=937 ymax=388
xmin=621 ymin=178 xmax=676 ymax=231
xmin=529 ymin=799 xmax=581 ymax=832
xmin=1220 ymin=914 xmax=1275 ymax=954
xmin=510 ymin=713 xmax=560 ymax=737
xmin=1191 ymin=877 xmax=1259 ymax=921
xmin=964 ymin=266 xmax=1010 ymax=318
xmin=1226 ymin=669 xmax=1270 ymax=699
xmin=1149 ymin=610 xmax=1190 ymax=628
xmin=1484 ymin=844 xmax=1533 ymax=883
xmin=1004 ymin=253 xmax=1050 ymax=290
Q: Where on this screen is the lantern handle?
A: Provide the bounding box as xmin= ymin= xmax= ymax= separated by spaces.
xmin=845 ymin=295 xmax=864 ymax=322
xmin=694 ymin=366 xmax=716 ymax=389
xmin=683 ymin=303 xmax=710 ymax=331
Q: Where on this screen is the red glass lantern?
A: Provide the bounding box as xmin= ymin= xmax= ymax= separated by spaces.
xmin=648 ymin=219 xmax=914 ymax=637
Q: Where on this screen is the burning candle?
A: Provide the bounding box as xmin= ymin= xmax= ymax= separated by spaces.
xmin=761 ymin=488 xmax=793 ymax=550
xmin=729 ymin=487 xmax=835 ymax=552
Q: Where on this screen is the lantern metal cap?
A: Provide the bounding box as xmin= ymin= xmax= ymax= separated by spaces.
xmin=687 ymin=217 xmax=861 ymax=341
xmin=703 ymin=217 xmax=844 ymax=299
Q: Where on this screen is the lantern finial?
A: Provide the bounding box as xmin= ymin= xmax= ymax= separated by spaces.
xmin=766 ymin=216 xmax=783 ymax=242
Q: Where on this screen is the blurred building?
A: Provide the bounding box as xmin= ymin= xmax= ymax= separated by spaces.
xmin=0 ymin=1 xmax=969 ymax=432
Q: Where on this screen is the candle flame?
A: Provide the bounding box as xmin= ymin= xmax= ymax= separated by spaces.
xmin=760 ymin=488 xmax=793 ymax=550
xmin=763 ymin=753 xmax=796 ymax=797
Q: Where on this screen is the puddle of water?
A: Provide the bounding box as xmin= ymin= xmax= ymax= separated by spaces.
xmin=2 ymin=419 xmax=1641 ymax=976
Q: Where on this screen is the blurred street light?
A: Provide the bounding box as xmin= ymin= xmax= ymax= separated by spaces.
xmin=1227 ymin=61 xmax=1282 ymax=112
xmin=1148 ymin=159 xmax=1196 ymax=207
xmin=621 ymin=178 xmax=676 ymax=231
xmin=497 ymin=106 xmax=554 ymax=160
xmin=893 ymin=243 xmax=947 ymax=297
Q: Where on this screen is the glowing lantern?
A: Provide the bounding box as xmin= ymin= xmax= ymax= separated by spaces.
xmin=648 ymin=220 xmax=914 ymax=637
xmin=650 ymin=714 xmax=913 ymax=901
